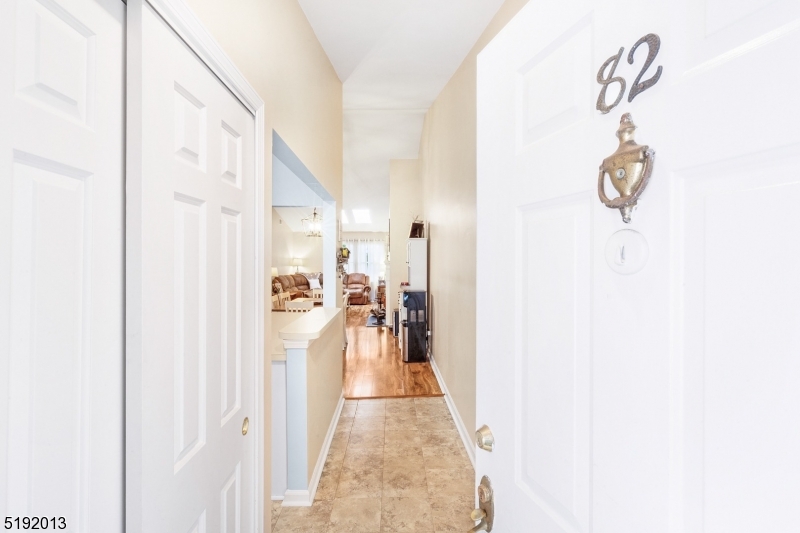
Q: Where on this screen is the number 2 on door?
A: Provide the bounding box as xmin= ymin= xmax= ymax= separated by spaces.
xmin=596 ymin=33 xmax=662 ymax=114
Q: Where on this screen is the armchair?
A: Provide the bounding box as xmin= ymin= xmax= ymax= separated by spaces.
xmin=343 ymin=273 xmax=371 ymax=305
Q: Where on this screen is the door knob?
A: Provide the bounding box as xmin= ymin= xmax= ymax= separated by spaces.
xmin=475 ymin=425 xmax=494 ymax=452
xmin=242 ymin=417 xmax=249 ymax=435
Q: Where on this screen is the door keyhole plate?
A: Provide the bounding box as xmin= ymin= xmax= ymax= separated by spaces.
xmin=605 ymin=229 xmax=649 ymax=275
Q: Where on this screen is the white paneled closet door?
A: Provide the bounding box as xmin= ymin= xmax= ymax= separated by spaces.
xmin=0 ymin=0 xmax=125 ymax=532
xmin=0 ymin=0 xmax=125 ymax=530
xmin=126 ymin=1 xmax=258 ymax=532
xmin=477 ymin=0 xmax=800 ymax=531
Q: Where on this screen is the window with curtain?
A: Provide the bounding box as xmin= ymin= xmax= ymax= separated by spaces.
xmin=343 ymin=239 xmax=386 ymax=301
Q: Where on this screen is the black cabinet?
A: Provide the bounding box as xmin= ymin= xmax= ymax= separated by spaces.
xmin=402 ymin=290 xmax=427 ymax=363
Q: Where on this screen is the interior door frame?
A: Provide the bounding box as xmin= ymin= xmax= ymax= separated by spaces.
xmin=125 ymin=0 xmax=266 ymax=530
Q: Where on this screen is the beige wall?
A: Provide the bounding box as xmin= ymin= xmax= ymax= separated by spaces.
xmin=290 ymin=232 xmax=323 ymax=275
xmin=272 ymin=209 xmax=293 ymax=275
xmin=184 ymin=0 xmax=342 ymax=522
xmin=305 ymin=312 xmax=344 ymax=484
xmin=388 ymin=159 xmax=422 ymax=319
xmin=185 ymin=0 xmax=343 ymax=206
xmin=416 ymin=0 xmax=529 ymax=435
xmin=272 ymin=210 xmax=324 ymax=275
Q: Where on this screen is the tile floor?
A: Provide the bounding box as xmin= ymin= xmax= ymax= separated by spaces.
xmin=271 ymin=397 xmax=476 ymax=532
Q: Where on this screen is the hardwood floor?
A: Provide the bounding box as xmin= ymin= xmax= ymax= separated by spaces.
xmin=343 ymin=305 xmax=443 ymax=399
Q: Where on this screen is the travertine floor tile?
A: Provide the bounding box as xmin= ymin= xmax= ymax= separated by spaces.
xmin=337 ymin=466 xmax=383 ymax=499
xmin=356 ymin=401 xmax=387 ymax=418
xmin=271 ymin=500 xmax=283 ymax=530
xmin=274 ymin=501 xmax=333 ymax=533
xmin=385 ymin=402 xmax=417 ymax=417
xmin=384 ymin=445 xmax=423 ymax=459
xmin=327 ymin=497 xmax=382 ymax=533
xmin=381 ymin=497 xmax=434 ymax=532
xmin=344 ymin=447 xmax=384 ymax=470
xmin=417 ymin=429 xmax=461 ymax=448
xmin=413 ymin=403 xmax=451 ymax=418
xmin=334 ymin=425 xmax=352 ymax=438
xmin=359 ymin=399 xmax=387 ymax=406
xmin=324 ymin=448 xmax=346 ymax=469
xmin=328 ymin=434 xmax=350 ymax=453
xmin=385 ymin=398 xmax=415 ymax=405
xmin=384 ymin=415 xmax=418 ymax=430
xmin=335 ymin=416 xmax=354 ymax=431
xmin=384 ymin=429 xmax=421 ymax=448
xmin=416 ymin=417 xmax=455 ymax=431
xmin=383 ymin=464 xmax=428 ymax=498
xmin=276 ymin=383 xmax=475 ymax=532
xmin=429 ymin=495 xmax=475 ymax=533
xmin=413 ymin=397 xmax=446 ymax=406
xmin=315 ymin=465 xmax=341 ymax=501
xmin=352 ymin=416 xmax=386 ymax=430
xmin=348 ymin=429 xmax=385 ymax=448
xmin=421 ymin=444 xmax=471 ymax=470
xmin=384 ymin=454 xmax=425 ymax=470
xmin=425 ymin=468 xmax=473 ymax=498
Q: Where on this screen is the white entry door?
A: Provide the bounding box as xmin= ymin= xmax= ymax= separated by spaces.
xmin=0 ymin=0 xmax=125 ymax=529
xmin=126 ymin=2 xmax=258 ymax=532
xmin=476 ymin=0 xmax=800 ymax=531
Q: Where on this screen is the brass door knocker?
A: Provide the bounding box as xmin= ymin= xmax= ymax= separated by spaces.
xmin=598 ymin=113 xmax=655 ymax=223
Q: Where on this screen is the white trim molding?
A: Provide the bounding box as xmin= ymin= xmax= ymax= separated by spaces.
xmin=429 ymin=356 xmax=476 ymax=468
xmin=281 ymin=394 xmax=345 ymax=507
xmin=144 ymin=0 xmax=263 ymax=115
xmin=281 ymin=490 xmax=312 ymax=507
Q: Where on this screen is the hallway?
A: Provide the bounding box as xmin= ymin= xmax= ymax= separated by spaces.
xmin=344 ymin=306 xmax=442 ymax=399
xmin=272 ymin=397 xmax=474 ymax=532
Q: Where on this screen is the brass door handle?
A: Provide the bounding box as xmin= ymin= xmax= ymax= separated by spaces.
xmin=242 ymin=417 xmax=249 ymax=435
xmin=468 ymin=476 xmax=493 ymax=532
xmin=468 ymin=518 xmax=488 ymax=533
xmin=468 ymin=509 xmax=488 ymax=532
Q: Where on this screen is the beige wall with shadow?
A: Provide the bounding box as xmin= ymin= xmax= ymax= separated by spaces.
xmin=416 ymin=0 xmax=530 ymax=435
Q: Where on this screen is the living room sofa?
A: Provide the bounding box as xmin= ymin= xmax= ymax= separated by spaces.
xmin=272 ymin=273 xmax=323 ymax=300
xmin=343 ymin=273 xmax=371 ymax=305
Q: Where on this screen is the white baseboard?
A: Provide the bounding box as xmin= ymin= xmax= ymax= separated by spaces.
xmin=308 ymin=393 xmax=345 ymax=501
xmin=281 ymin=490 xmax=310 ymax=506
xmin=281 ymin=393 xmax=345 ymax=507
xmin=271 ymin=495 xmax=284 ymax=501
xmin=429 ymin=356 xmax=476 ymax=468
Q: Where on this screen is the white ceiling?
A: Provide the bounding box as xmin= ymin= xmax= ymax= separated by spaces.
xmin=298 ymin=0 xmax=506 ymax=231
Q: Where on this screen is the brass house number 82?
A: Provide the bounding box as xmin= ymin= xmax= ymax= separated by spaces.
xmin=596 ymin=33 xmax=662 ymax=114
